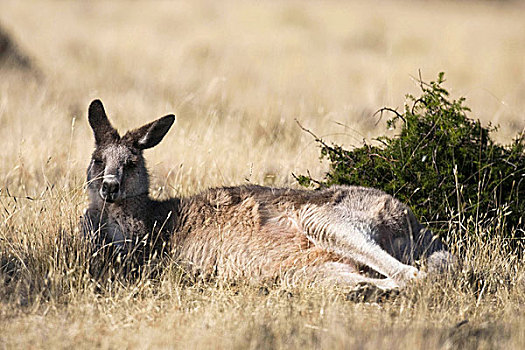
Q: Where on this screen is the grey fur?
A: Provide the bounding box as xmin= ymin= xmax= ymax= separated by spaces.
xmin=81 ymin=100 xmax=454 ymax=289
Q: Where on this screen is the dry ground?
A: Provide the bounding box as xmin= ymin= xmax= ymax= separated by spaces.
xmin=0 ymin=0 xmax=524 ymax=349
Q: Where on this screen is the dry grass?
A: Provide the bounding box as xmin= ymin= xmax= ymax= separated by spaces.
xmin=0 ymin=0 xmax=524 ymax=348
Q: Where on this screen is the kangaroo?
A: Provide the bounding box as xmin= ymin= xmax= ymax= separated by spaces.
xmin=81 ymin=100 xmax=453 ymax=289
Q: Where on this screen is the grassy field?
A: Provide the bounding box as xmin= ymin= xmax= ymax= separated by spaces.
xmin=1 ymin=0 xmax=524 ymax=348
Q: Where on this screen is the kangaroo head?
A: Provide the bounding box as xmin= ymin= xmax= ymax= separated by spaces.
xmin=86 ymin=99 xmax=175 ymax=203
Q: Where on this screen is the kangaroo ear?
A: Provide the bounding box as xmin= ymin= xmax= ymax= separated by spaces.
xmin=124 ymin=114 xmax=175 ymax=150
xmin=88 ymin=100 xmax=119 ymax=145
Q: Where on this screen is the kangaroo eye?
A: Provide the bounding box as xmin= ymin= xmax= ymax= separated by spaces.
xmin=93 ymin=159 xmax=104 ymax=165
xmin=125 ymin=160 xmax=137 ymax=168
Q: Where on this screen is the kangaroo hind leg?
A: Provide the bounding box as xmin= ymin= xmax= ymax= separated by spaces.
xmin=299 ymin=205 xmax=423 ymax=286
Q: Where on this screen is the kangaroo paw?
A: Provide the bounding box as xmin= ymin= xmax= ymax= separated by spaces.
xmin=346 ymin=282 xmax=401 ymax=303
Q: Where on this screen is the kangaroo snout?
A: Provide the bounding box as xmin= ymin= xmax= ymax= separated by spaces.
xmin=100 ymin=176 xmax=120 ymax=202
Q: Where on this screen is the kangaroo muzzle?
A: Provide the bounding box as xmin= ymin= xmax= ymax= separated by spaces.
xmin=100 ymin=175 xmax=121 ymax=203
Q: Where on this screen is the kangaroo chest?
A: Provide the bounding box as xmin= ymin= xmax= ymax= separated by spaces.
xmin=105 ymin=207 xmax=148 ymax=245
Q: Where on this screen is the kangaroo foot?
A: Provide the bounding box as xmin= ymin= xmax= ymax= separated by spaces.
xmin=346 ymin=282 xmax=401 ymax=303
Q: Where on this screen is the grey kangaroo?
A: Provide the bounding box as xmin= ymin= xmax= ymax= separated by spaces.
xmin=81 ymin=100 xmax=453 ymax=289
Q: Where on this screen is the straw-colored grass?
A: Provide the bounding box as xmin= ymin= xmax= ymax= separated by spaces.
xmin=0 ymin=0 xmax=524 ymax=348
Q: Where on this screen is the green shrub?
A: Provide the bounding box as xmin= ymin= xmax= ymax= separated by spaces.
xmin=296 ymin=73 xmax=524 ymax=249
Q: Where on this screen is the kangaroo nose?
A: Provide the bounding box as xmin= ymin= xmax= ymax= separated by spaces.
xmin=101 ymin=179 xmax=120 ymax=202
xmin=102 ymin=180 xmax=119 ymax=194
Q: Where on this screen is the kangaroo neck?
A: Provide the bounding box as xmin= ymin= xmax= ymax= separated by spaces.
xmin=111 ymin=194 xmax=180 ymax=230
xmin=103 ymin=193 xmax=152 ymax=216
